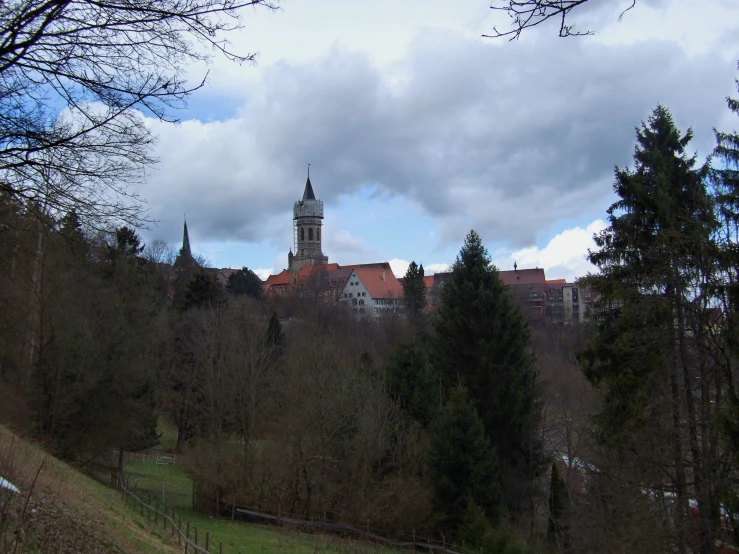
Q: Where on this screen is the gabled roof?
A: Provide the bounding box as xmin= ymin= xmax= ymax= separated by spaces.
xmin=296 ymin=263 xmax=340 ymax=281
xmin=499 ymin=268 xmax=546 ymax=287
xmin=265 ymin=269 xmax=291 ymax=287
xmin=423 ymin=275 xmax=434 ymax=289
xmin=342 ymin=261 xmax=393 ymax=271
xmin=353 ymin=267 xmax=403 ymax=299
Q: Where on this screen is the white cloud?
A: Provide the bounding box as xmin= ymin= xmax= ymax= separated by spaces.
xmin=493 ymin=220 xmax=608 ymax=282
xmin=253 ymin=268 xmax=274 ymax=280
xmin=425 ymin=263 xmax=451 ymax=274
xmin=389 ymin=258 xmax=410 ymax=277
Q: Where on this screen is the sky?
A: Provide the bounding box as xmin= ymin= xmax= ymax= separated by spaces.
xmin=135 ymin=0 xmax=739 ymax=281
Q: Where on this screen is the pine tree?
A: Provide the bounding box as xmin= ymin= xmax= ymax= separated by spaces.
xmin=266 ymin=311 xmax=283 ymax=355
xmin=431 ymin=230 xmax=540 ymax=485
xmin=548 ymin=461 xmax=569 ymax=546
xmin=581 ymin=105 xmax=717 ymax=552
xmin=427 ymin=386 xmax=502 ymax=532
xmin=402 ymin=261 xmax=427 ymax=326
xmin=384 ymin=333 xmax=438 ymax=427
xmin=181 ymin=269 xmax=226 ymax=311
xmin=227 ymin=267 xmax=264 ymax=300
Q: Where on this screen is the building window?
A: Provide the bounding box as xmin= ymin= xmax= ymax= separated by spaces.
xmin=362 ymin=292 xmax=366 ymax=297
xmin=530 ymin=292 xmax=538 ymax=297
xmin=352 ymin=299 xmax=357 ymax=305
xmin=359 ymin=300 xmax=364 ymax=305
xmin=309 ymin=227 xmax=313 ymax=240
xmin=300 ymin=227 xmax=304 ymax=241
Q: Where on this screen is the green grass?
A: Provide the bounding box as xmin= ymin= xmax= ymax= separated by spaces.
xmin=124 ymin=457 xmax=397 ymax=553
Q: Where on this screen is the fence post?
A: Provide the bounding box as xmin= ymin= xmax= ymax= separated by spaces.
xmin=194 ymin=526 xmax=198 ymax=546
xmin=216 ymin=490 xmax=219 ymax=517
xmin=163 ymin=499 xmax=167 ymax=529
xmin=178 ymin=515 xmax=182 ymax=545
xmin=186 ymin=521 xmax=190 ymax=553
xmin=140 ymin=492 xmax=144 ymax=517
xmin=155 ymin=500 xmax=158 ymax=525
xmin=170 ymin=509 xmax=175 ymax=537
xmin=232 ymin=497 xmax=236 ymax=521
xmin=205 ymin=530 xmax=209 ymax=551
xmin=219 ymin=541 xmax=223 ymax=554
xmin=413 ymin=529 xmax=416 ymax=551
xmin=147 ymin=493 xmax=151 ymax=523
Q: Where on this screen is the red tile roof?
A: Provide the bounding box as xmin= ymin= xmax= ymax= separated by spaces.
xmin=354 ymin=267 xmax=403 ymax=299
xmin=423 ymin=275 xmax=434 ymax=289
xmin=499 ymin=268 xmax=546 ymax=287
xmin=265 ymin=269 xmax=291 ymax=287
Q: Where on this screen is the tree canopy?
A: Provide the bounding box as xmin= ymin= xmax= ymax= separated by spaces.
xmin=0 ymin=0 xmax=275 ymax=229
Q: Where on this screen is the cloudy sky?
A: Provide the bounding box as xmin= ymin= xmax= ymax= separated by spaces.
xmin=136 ymin=0 xmax=739 ymax=280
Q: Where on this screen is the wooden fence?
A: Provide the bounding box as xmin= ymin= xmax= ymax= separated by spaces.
xmin=117 ymin=470 xmax=470 ymax=554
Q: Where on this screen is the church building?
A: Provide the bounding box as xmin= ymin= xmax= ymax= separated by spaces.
xmin=288 ymin=170 xmax=328 ymax=271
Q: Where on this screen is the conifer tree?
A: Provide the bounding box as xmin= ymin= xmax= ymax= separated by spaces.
xmin=581 ymin=105 xmax=717 ymax=552
xmin=227 ymin=267 xmax=264 ymax=300
xmin=548 ymin=461 xmax=569 ymax=546
xmin=427 ymin=386 xmax=502 ymax=532
xmin=402 ymin=261 xmax=427 ymax=326
xmin=384 ymin=333 xmax=438 ymax=427
xmin=431 ymin=230 xmax=540 ymax=489
xmin=266 ymin=311 xmax=283 ymax=355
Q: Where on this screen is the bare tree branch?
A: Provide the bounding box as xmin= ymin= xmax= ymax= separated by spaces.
xmin=485 ymin=0 xmax=637 ymax=41
xmin=0 ymin=0 xmax=278 ymax=229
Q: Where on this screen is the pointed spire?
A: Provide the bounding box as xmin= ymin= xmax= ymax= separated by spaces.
xmin=182 ymin=216 xmax=192 ymax=256
xmin=302 ymin=164 xmax=316 ymax=201
xmin=514 ymin=260 xmax=517 ymax=271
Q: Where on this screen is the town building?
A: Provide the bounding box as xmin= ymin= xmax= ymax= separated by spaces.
xmin=499 ymin=266 xmax=547 ymax=323
xmin=339 ymin=266 xmax=403 ymax=317
xmin=545 ymin=280 xmax=597 ymax=324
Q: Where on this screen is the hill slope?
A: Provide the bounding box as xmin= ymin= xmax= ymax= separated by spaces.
xmin=0 ymin=425 xmax=178 ymax=554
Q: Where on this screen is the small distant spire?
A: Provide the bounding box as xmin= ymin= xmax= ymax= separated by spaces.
xmin=182 ymin=216 xmax=192 ymax=256
xmin=514 ymin=260 xmax=518 ymax=271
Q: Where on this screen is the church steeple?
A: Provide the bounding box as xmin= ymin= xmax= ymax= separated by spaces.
xmin=290 ymin=166 xmax=327 ymax=271
xmin=302 ymin=164 xmax=316 ymax=201
xmin=182 ymin=217 xmax=192 ymax=256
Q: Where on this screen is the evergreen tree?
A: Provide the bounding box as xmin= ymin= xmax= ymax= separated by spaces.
xmin=181 ymin=269 xmax=226 ymax=311
xmin=402 ymin=261 xmax=427 ymax=326
xmin=547 ymin=461 xmax=569 ymax=546
xmin=266 ymin=311 xmax=283 ymax=355
xmin=431 ymin=230 xmax=540 ymax=486
xmin=114 ymin=226 xmax=145 ymax=258
xmin=580 ymin=105 xmax=718 ymax=552
xmin=427 ymin=386 xmax=503 ymax=532
xmin=384 ymin=333 xmax=438 ymax=427
xmin=227 ymin=266 xmax=264 ymax=300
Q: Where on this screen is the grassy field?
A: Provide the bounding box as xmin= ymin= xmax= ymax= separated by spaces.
xmin=0 ymin=423 xmax=395 ymax=553
xmin=124 ymin=457 xmax=397 ymax=554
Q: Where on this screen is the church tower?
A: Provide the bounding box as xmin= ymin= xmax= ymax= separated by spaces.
xmin=289 ymin=168 xmax=328 ymax=271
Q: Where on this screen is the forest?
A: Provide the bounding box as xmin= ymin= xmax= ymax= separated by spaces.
xmin=3 ymin=95 xmax=739 ymax=554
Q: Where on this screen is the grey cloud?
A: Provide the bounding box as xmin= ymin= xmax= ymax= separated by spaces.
xmin=138 ymin=28 xmax=736 ymax=249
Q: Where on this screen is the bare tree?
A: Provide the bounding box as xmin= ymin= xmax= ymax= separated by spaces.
xmin=0 ymin=0 xmax=276 ymax=229
xmin=486 ymin=0 xmax=637 ymax=40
